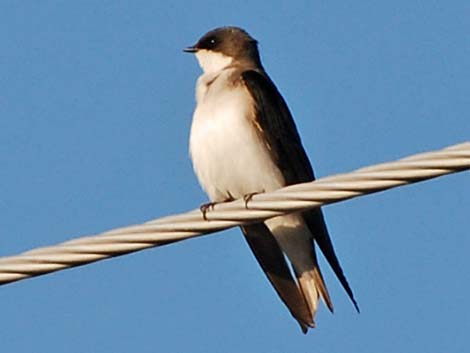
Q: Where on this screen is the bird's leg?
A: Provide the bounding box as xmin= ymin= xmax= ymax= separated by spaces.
xmin=243 ymin=191 xmax=263 ymax=209
xmin=200 ymin=192 xmax=235 ymax=220
xmin=200 ymin=202 xmax=217 ymax=220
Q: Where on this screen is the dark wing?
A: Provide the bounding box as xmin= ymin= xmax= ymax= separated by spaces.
xmin=242 ymin=69 xmax=359 ymax=311
xmin=241 ymin=224 xmax=313 ymax=332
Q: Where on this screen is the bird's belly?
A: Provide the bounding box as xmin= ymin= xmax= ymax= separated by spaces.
xmin=190 ymin=90 xmax=285 ymax=202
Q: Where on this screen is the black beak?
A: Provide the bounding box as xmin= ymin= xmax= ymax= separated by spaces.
xmin=183 ymin=45 xmax=198 ymax=53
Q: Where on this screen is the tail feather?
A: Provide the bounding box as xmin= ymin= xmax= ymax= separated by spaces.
xmin=296 ymin=263 xmax=333 ymax=321
xmin=242 ymin=210 xmax=357 ymax=332
xmin=312 ymin=266 xmax=333 ymax=312
xmin=266 ymin=214 xmax=334 ymax=326
xmin=297 ymin=272 xmax=319 ymax=316
xmin=241 ymin=223 xmax=314 ymax=331
xmin=304 ymin=209 xmax=359 ymax=312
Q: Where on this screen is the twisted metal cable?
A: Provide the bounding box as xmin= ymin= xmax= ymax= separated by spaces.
xmin=0 ymin=142 xmax=468 ymax=285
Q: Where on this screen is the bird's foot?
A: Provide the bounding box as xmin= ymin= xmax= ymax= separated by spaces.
xmin=199 ymin=194 xmax=236 ymax=220
xmin=200 ymin=202 xmax=217 ymax=220
xmin=243 ymin=191 xmax=262 ymax=209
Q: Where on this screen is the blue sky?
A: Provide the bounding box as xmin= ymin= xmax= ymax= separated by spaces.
xmin=1 ymin=1 xmax=469 ymax=352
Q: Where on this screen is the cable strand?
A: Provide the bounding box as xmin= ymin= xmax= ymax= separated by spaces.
xmin=0 ymin=142 xmax=468 ymax=285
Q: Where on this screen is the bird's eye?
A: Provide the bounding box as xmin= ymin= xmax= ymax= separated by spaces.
xmin=207 ymin=37 xmax=217 ymax=47
xmin=198 ymin=36 xmax=218 ymax=50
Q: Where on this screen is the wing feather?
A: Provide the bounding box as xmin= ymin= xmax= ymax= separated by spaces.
xmin=241 ymin=69 xmax=358 ymax=311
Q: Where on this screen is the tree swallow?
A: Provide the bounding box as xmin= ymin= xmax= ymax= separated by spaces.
xmin=185 ymin=26 xmax=358 ymax=332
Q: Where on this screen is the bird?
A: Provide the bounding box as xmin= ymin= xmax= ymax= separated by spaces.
xmin=184 ymin=26 xmax=358 ymax=332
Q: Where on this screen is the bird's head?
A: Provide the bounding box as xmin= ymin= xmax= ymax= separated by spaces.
xmin=184 ymin=26 xmax=261 ymax=74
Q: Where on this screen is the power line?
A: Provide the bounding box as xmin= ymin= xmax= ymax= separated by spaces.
xmin=0 ymin=142 xmax=468 ymax=285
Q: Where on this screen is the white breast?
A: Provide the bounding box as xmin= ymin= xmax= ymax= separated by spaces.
xmin=189 ymin=68 xmax=285 ymax=202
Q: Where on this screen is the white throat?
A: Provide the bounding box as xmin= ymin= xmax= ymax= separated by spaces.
xmin=195 ymin=49 xmax=233 ymax=74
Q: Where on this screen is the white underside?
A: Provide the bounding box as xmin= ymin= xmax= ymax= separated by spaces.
xmin=189 ymin=51 xmax=323 ymax=317
xmin=190 ymin=63 xmax=285 ymax=202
